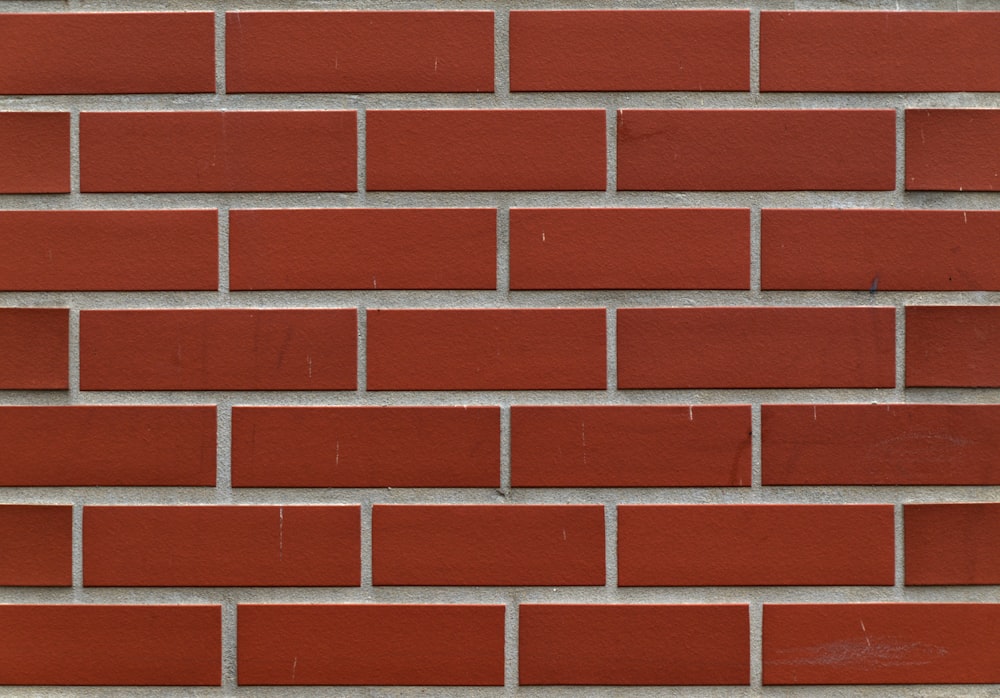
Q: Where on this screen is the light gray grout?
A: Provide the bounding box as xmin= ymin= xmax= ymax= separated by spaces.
xmin=499 ymin=405 xmax=511 ymax=495
xmin=68 ymin=109 xmax=80 ymax=195
xmin=218 ymin=206 xmax=230 ymax=293
xmin=604 ymin=503 xmax=617 ymax=589
xmin=896 ymin=305 xmax=907 ymax=391
xmin=215 ymin=10 xmax=226 ymax=96
xmin=504 ymin=599 xmax=518 ymax=689
xmin=895 ymin=502 xmax=906 ymax=595
xmin=606 ymin=107 xmax=616 ymax=194
xmin=356 ymin=108 xmax=366 ymax=196
xmin=606 ymin=307 xmax=617 ymax=392
xmin=749 ymin=602 xmax=763 ymax=688
xmin=749 ymin=9 xmax=760 ymax=96
xmin=496 ymin=206 xmax=510 ymax=293
xmin=494 ymin=8 xmax=509 ymax=98
xmin=360 ymin=500 xmax=373 ymax=588
xmin=72 ymin=503 xmax=83 ymax=590
xmin=216 ymin=402 xmax=233 ymax=502
xmin=67 ymin=308 xmax=80 ymax=398
xmin=749 ymin=205 xmax=762 ymax=295
xmin=356 ymin=307 xmax=367 ymax=392
xmin=222 ymin=598 xmax=237 ymax=689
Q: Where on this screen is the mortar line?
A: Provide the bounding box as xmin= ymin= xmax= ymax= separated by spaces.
xmin=896 ymin=303 xmax=907 ymax=393
xmin=895 ymin=106 xmax=906 ymax=196
xmin=360 ymin=500 xmax=373 ymax=588
xmin=494 ymin=7 xmax=510 ymax=97
xmin=606 ymin=306 xmax=617 ymax=392
xmin=69 ymin=108 xmax=80 ymax=196
xmin=606 ymin=107 xmax=617 ymax=195
xmin=68 ymin=307 xmax=81 ymax=399
xmin=496 ymin=205 xmax=510 ymax=294
xmin=749 ymin=601 xmax=763 ymax=688
xmin=215 ymin=9 xmax=226 ymax=96
xmin=504 ymin=599 xmax=518 ymax=689
xmin=749 ymin=9 xmax=760 ymax=97
xmin=356 ymin=107 xmax=367 ymax=200
xmin=215 ymin=401 xmax=233 ymax=503
xmin=221 ymin=597 xmax=237 ymax=690
xmin=356 ymin=306 xmax=367 ymax=393
xmin=499 ymin=404 xmax=511 ymax=495
xmin=217 ymin=206 xmax=230 ymax=294
xmin=895 ymin=502 xmax=906 ymax=595
xmin=604 ymin=502 xmax=617 ymax=590
xmin=72 ymin=503 xmax=83 ymax=590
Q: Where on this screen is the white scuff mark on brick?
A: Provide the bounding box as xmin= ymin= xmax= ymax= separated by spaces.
xmin=335 ymin=440 xmax=340 ymax=466
xmin=580 ymin=422 xmax=587 ymax=465
xmin=689 ymin=405 xmax=694 ymax=421
xmin=307 ymin=355 xmax=312 ymax=378
xmin=813 ymin=405 xmax=818 ymax=421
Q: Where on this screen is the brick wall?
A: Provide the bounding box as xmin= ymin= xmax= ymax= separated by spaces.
xmin=2 ymin=1 xmax=1000 ymax=695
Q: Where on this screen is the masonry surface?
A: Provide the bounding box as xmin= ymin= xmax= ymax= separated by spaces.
xmin=2 ymin=1 xmax=1000 ymax=696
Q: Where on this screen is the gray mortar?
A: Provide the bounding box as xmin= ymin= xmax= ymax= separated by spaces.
xmin=2 ymin=0 xmax=1000 ymax=696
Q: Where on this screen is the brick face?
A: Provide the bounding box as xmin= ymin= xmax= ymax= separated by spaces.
xmin=3 ymin=4 xmax=999 ymax=691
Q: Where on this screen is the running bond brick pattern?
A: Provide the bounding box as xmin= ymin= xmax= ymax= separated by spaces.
xmin=2 ymin=3 xmax=1000 ymax=695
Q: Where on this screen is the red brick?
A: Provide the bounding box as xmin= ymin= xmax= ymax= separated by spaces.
xmin=80 ymin=309 xmax=356 ymax=391
xmin=617 ymin=110 xmax=895 ymax=191
xmin=0 ymin=210 xmax=217 ymax=291
xmin=372 ymin=505 xmax=604 ymax=585
xmin=367 ymin=308 xmax=605 ymax=390
xmin=0 ymin=506 xmax=71 ymax=586
xmin=0 ymin=13 xmax=214 ymax=94
xmin=519 ymin=605 xmax=749 ymax=685
xmin=761 ymin=12 xmax=1000 ymax=92
xmin=762 ymin=209 xmax=1000 ymax=291
xmin=229 ymin=208 xmax=495 ymax=290
xmin=366 ymin=110 xmax=605 ymax=191
xmin=226 ymin=11 xmax=492 ymax=93
xmin=619 ymin=505 xmax=893 ymax=586
xmin=510 ymin=208 xmax=749 ymax=290
xmin=84 ymin=505 xmax=359 ymax=587
xmin=0 ymin=113 xmax=69 ymax=193
xmin=0 ymin=406 xmax=215 ymax=486
xmin=510 ymin=10 xmax=748 ymax=92
xmin=618 ymin=307 xmax=895 ymax=389
xmin=0 ymin=605 xmax=220 ymax=685
xmin=232 ymin=406 xmax=500 ymax=487
xmin=511 ymin=405 xmax=751 ymax=487
xmin=238 ymin=604 xmax=504 ymax=685
xmin=906 ymin=110 xmax=1000 ymax=191
xmin=906 ymin=306 xmax=1000 ymax=387
xmin=0 ymin=308 xmax=68 ymax=389
xmin=80 ymin=111 xmax=356 ymax=193
xmin=764 ymin=604 xmax=1000 ymax=684
xmin=763 ymin=404 xmax=1000 ymax=486
xmin=367 ymin=308 xmax=607 ymax=390
xmin=906 ymin=504 xmax=1000 ymax=585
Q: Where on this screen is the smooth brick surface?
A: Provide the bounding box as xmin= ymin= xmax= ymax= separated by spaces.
xmin=906 ymin=110 xmax=1000 ymax=191
xmin=0 ymin=113 xmax=69 ymax=193
xmin=761 ymin=12 xmax=1000 ymax=92
xmin=510 ymin=208 xmax=750 ymax=290
xmin=80 ymin=309 xmax=357 ymax=391
xmin=232 ymin=406 xmax=500 ymax=487
xmin=80 ymin=111 xmax=357 ymax=192
xmin=511 ymin=405 xmax=751 ymax=487
xmin=618 ymin=110 xmax=895 ymax=191
xmin=0 ymin=506 xmax=72 ymax=586
xmin=367 ymin=308 xmax=606 ymax=390
xmin=0 ymin=308 xmax=69 ymax=389
xmin=84 ymin=505 xmax=359 ymax=587
xmin=238 ymin=604 xmax=504 ymax=685
xmin=519 ymin=605 xmax=750 ymax=685
xmin=906 ymin=306 xmax=1000 ymax=387
xmin=763 ymin=404 xmax=1000 ymax=486
xmin=226 ymin=11 xmax=493 ymax=93
xmin=0 ymin=406 xmax=215 ymax=486
xmin=0 ymin=605 xmax=221 ymax=685
xmin=906 ymin=504 xmax=1000 ymax=585
xmin=618 ymin=307 xmax=895 ymax=389
xmin=762 ymin=209 xmax=1000 ymax=291
xmin=0 ymin=210 xmax=218 ymax=291
xmin=510 ymin=10 xmax=749 ymax=92
xmin=0 ymin=13 xmax=214 ymax=94
xmin=373 ymin=505 xmax=605 ymax=585
xmin=764 ymin=604 xmax=1000 ymax=684
xmin=366 ymin=110 xmax=606 ymax=191
xmin=619 ymin=505 xmax=894 ymax=586
xmin=229 ymin=208 xmax=495 ymax=290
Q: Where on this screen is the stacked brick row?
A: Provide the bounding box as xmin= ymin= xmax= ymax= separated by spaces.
xmin=3 ymin=7 xmax=1000 ymax=691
